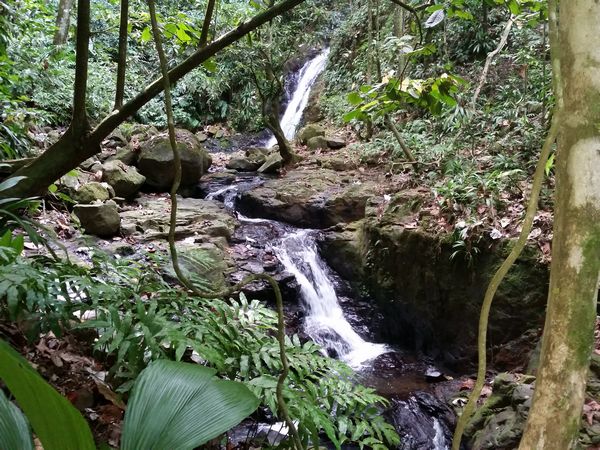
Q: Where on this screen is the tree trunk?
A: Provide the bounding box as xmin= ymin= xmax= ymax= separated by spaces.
xmin=114 ymin=0 xmax=129 ymax=110
xmin=263 ymin=98 xmax=296 ymax=165
xmin=53 ymin=0 xmax=74 ymax=45
xmin=518 ymin=0 xmax=600 ymax=448
xmin=2 ymin=0 xmax=307 ymax=198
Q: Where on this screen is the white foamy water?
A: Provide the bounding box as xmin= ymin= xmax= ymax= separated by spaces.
xmin=273 ymin=229 xmax=388 ymax=368
xmin=266 ymin=49 xmax=330 ymax=147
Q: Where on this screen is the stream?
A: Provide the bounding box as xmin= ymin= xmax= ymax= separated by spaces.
xmin=204 ymin=50 xmax=457 ymax=449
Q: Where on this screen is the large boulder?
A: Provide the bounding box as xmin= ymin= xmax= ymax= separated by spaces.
xmin=237 ymin=169 xmax=377 ymax=228
xmin=102 ymin=160 xmax=146 ymax=199
xmin=137 ymin=129 xmax=212 ymax=191
xmin=297 ymin=124 xmax=325 ymax=144
xmin=73 ymin=200 xmax=121 ymax=237
xmin=74 ymin=182 xmax=111 ymax=204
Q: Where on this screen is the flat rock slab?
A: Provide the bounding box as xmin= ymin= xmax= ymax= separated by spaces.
xmin=237 ymin=168 xmax=378 ymax=228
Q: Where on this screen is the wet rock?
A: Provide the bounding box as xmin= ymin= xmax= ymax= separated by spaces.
xmin=102 ymin=160 xmax=146 ymax=199
xmin=425 ymin=367 xmax=444 ymax=382
xmin=73 ymin=200 xmax=120 ymax=237
xmin=238 ymin=169 xmax=376 ymax=228
xmin=388 ymin=392 xmax=454 ymax=450
xmin=297 ymin=123 xmax=325 ymax=144
xmin=318 ymin=221 xmax=364 ymax=280
xmin=362 ymin=192 xmax=548 ymax=365
xmin=306 ymin=135 xmax=329 ymax=150
xmin=137 ymin=129 xmax=212 ymax=190
xmin=74 ymin=182 xmax=111 ymax=204
xmin=258 ymin=153 xmax=283 ymax=174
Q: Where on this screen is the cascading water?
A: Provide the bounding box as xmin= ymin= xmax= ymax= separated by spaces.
xmin=273 ymin=229 xmax=388 ymax=368
xmin=266 ymin=48 xmax=330 ymax=147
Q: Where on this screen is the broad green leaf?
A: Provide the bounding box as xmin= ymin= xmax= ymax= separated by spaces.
xmin=545 ymin=153 xmax=555 ymax=176
xmin=121 ymin=360 xmax=259 ymax=450
xmin=347 ymin=91 xmax=363 ymax=105
xmin=0 ymin=389 xmax=34 ymax=450
xmin=141 ymin=26 xmax=152 ymax=43
xmin=0 ymin=340 xmax=95 ymax=450
xmin=203 ymin=58 xmax=217 ymax=73
xmin=342 ymin=110 xmax=363 ymax=122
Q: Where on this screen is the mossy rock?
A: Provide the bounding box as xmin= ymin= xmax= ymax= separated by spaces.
xmin=137 ymin=129 xmax=212 ymax=191
xmin=298 ymin=124 xmax=326 ymax=144
xmin=74 ymin=182 xmax=111 ymax=204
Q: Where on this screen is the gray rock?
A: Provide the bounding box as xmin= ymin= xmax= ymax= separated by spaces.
xmin=73 ymin=200 xmax=121 ymax=237
xmin=137 ymin=129 xmax=212 ymax=191
xmin=307 ymin=135 xmax=329 ymax=150
xmin=102 ymin=160 xmax=146 ymax=199
xmin=226 ymin=156 xmax=265 ymax=172
xmin=326 ymin=136 xmax=347 ymax=149
xmin=196 ymin=132 xmax=208 ymax=142
xmin=74 ymin=182 xmax=111 ymax=204
xmin=257 ymin=153 xmax=283 ymax=174
xmin=245 ymin=147 xmax=271 ymax=158
xmin=108 ymin=147 xmax=138 ymax=166
xmin=297 ymin=124 xmax=326 ymax=144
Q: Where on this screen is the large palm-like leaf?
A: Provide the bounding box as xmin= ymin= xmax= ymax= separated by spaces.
xmin=0 ymin=389 xmax=34 ymax=450
xmin=121 ymin=360 xmax=260 ymax=450
xmin=0 ymin=340 xmax=95 ymax=450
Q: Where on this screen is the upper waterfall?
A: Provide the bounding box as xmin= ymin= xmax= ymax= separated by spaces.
xmin=266 ymin=48 xmax=330 ymax=147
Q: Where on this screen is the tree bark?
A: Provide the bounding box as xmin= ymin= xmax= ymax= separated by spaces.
xmin=199 ymin=0 xmax=216 ymax=47
xmin=518 ymin=0 xmax=600 ymax=448
xmin=71 ymin=0 xmax=90 ymax=137
xmin=114 ymin=0 xmax=129 ymax=110
xmin=2 ymin=0 xmax=307 ymax=198
xmin=53 ymin=0 xmax=75 ymax=45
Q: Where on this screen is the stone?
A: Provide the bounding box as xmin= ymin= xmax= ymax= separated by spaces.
xmin=245 ymin=147 xmax=271 ymax=159
xmin=306 ymin=135 xmax=329 ymax=150
xmin=258 ymin=153 xmax=283 ymax=174
xmin=137 ymin=129 xmax=212 ymax=190
xmin=237 ymin=168 xmax=376 ymax=227
xmin=226 ymin=156 xmax=265 ymax=172
xmin=74 ymin=182 xmax=111 ymax=204
xmin=196 ymin=132 xmax=208 ymax=142
xmin=297 ymin=124 xmax=325 ymax=144
xmin=73 ymin=200 xmax=121 ymax=237
xmin=102 ymin=160 xmax=146 ymax=199
xmin=326 ymin=135 xmax=347 ymax=149
xmin=318 ymin=221 xmax=364 ymax=280
xmin=108 ymin=147 xmax=138 ymax=166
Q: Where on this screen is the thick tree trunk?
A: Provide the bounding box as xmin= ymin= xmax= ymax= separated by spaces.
xmin=518 ymin=0 xmax=600 ymax=448
xmin=53 ymin=0 xmax=75 ymax=45
xmin=2 ymin=0 xmax=306 ymax=198
xmin=114 ymin=0 xmax=129 ymax=110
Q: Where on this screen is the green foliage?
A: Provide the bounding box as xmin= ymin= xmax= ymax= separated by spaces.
xmin=121 ymin=360 xmax=259 ymax=450
xmin=0 ymin=339 xmax=259 ymax=450
xmin=344 ymin=73 xmax=465 ymax=123
xmin=0 ymin=389 xmax=34 ymax=450
xmin=0 ymin=339 xmax=96 ymax=450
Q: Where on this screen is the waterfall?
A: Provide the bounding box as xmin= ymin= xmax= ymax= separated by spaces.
xmin=273 ymin=229 xmax=388 ymax=368
xmin=266 ymin=48 xmax=330 ymax=147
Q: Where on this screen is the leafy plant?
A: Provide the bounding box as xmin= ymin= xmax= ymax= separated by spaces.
xmin=0 ymin=339 xmax=259 ymax=450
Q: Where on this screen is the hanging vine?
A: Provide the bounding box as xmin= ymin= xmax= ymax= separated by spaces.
xmin=145 ymin=2 xmax=302 ymax=449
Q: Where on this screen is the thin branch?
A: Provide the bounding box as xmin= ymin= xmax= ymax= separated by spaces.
xmin=471 ymin=15 xmax=515 ymax=109
xmin=199 ymin=0 xmax=216 ymax=47
xmin=114 ymin=0 xmax=129 ymax=110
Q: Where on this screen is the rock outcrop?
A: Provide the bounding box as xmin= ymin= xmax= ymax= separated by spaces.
xmin=102 ymin=160 xmax=146 ymax=199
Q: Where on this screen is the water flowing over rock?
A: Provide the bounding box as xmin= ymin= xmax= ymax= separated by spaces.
xmin=266 ymin=49 xmax=330 ymax=147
